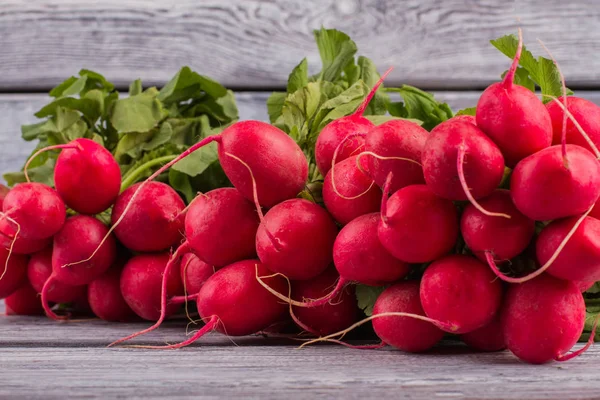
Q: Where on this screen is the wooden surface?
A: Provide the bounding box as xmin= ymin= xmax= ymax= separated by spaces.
xmin=2 ymin=0 xmax=600 ymax=91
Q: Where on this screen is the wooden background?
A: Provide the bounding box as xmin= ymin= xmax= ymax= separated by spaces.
xmin=2 ymin=1 xmax=600 ymax=398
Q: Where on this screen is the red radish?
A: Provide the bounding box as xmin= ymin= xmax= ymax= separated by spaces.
xmin=590 ymin=199 xmax=600 ymax=220
xmin=420 ymin=255 xmax=503 ymax=334
xmin=363 ymin=119 xmax=427 ymax=193
xmin=547 ymin=97 xmax=600 ymax=154
xmin=0 ymin=246 xmax=27 ymax=299
xmin=4 ymin=282 xmax=43 ymax=316
xmin=315 ymin=68 xmax=392 ymax=176
xmin=476 ymin=29 xmax=552 ymax=167
xmin=120 ymin=260 xmax=287 ymax=349
xmin=422 ymin=119 xmax=505 ymax=203
xmin=24 ymin=138 xmax=121 ymax=215
xmin=0 ymin=184 xmax=10 ymax=207
xmin=461 ymin=189 xmax=535 ymax=261
xmin=256 ymin=198 xmax=338 ymax=280
xmin=27 ymin=248 xmax=85 ymax=303
xmin=452 ymin=115 xmax=476 ymax=125
xmin=334 ymin=213 xmax=410 ymax=286
xmin=111 ymin=181 xmax=185 ymax=253
xmin=576 ymin=280 xmax=595 ymax=292
xmin=502 ymin=274 xmax=586 ymax=364
xmin=180 ymin=253 xmax=214 ymax=296
xmin=511 ymin=144 xmax=600 ymax=221
xmin=461 ymin=315 xmax=505 ymax=352
xmin=186 ymin=188 xmax=259 ymax=267
xmin=379 ymin=183 xmax=458 ymax=263
xmin=120 ymin=253 xmax=184 ymax=321
xmin=88 ymin=265 xmax=136 ymax=322
xmin=322 ymin=155 xmax=381 ymax=225
xmin=536 ymin=216 xmax=600 ymax=282
xmin=291 ymin=268 xmax=358 ymax=336
xmin=0 ymin=219 xmax=51 ymax=255
xmin=2 ymin=182 xmax=65 ymax=240
xmin=373 ymin=281 xmax=445 ymax=353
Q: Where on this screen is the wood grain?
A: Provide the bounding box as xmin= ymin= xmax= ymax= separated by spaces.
xmin=1 ymin=0 xmax=600 ymax=91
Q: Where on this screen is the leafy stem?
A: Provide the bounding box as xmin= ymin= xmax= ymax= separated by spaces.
xmin=120 ymin=155 xmax=178 ymax=191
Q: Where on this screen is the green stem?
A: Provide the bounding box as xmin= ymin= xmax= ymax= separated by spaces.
xmin=120 ymin=155 xmax=178 ymax=192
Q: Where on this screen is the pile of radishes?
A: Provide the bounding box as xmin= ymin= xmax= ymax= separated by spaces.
xmin=2 ymin=29 xmax=600 ymax=366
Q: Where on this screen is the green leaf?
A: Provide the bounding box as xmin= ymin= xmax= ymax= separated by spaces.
xmin=500 ymin=66 xmax=536 ymax=92
xmin=387 ymin=85 xmax=453 ymax=130
xmin=129 ymin=79 xmax=143 ymax=96
xmin=158 ymin=66 xmax=228 ymax=105
xmin=313 ymin=28 xmax=357 ymax=82
xmin=110 ymin=92 xmax=167 ymax=133
xmin=78 ymin=69 xmax=115 ymax=93
xmin=490 ymin=34 xmax=572 ymax=102
xmin=34 ymin=97 xmax=100 ymax=120
xmin=266 ymin=92 xmax=287 ymax=124
xmin=172 ymin=140 xmax=219 ymax=177
xmin=4 ymin=157 xmax=55 ymax=187
xmin=168 ymin=169 xmax=195 ymax=203
xmin=365 ymin=115 xmax=423 ymax=126
xmin=312 ymin=80 xmax=368 ymax=133
xmin=287 ymin=58 xmax=308 ymax=93
xmin=456 ymin=107 xmax=477 ymax=116
xmin=355 ymin=285 xmax=385 ymax=316
xmin=21 ymin=120 xmax=58 ymax=141
xmin=357 ymin=56 xmax=389 ymax=115
xmin=49 ymin=76 xmax=79 ymax=98
xmin=113 ymin=131 xmax=154 ymax=161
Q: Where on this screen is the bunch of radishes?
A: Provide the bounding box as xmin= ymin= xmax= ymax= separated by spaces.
xmin=2 ymin=29 xmax=600 ymax=366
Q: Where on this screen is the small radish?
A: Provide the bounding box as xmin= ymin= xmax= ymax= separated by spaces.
xmin=546 ymin=97 xmax=600 ymax=154
xmin=186 ymin=188 xmax=259 ymax=267
xmin=180 ymin=253 xmax=214 ymax=296
xmin=511 ymin=144 xmax=600 ymax=221
xmin=27 ymin=247 xmax=86 ymax=303
xmin=24 ymin=138 xmax=121 ymax=215
xmin=502 ymin=274 xmax=587 ymax=364
xmin=422 ymin=119 xmax=505 ymax=204
xmin=111 ymin=181 xmax=185 ymax=253
xmin=322 ymin=155 xmax=381 ymax=225
xmin=452 ymin=115 xmax=476 ymax=125
xmin=461 ymin=315 xmax=506 ymax=352
xmin=363 ymin=119 xmax=428 ymax=193
xmin=256 ymin=198 xmax=338 ymax=280
xmin=291 ymin=267 xmax=358 ymax=336
xmin=120 ymin=253 xmax=184 ymax=321
xmin=0 ymin=184 xmax=10 ymax=207
xmin=461 ymin=189 xmax=535 ymax=261
xmin=88 ymin=264 xmax=136 ymax=322
xmin=2 ymin=183 xmax=65 ymax=240
xmin=315 ymin=68 xmax=392 ymax=176
xmin=0 ymin=246 xmax=28 ymax=299
xmin=4 ymin=282 xmax=43 ymax=316
xmin=0 ymin=219 xmax=51 ymax=255
xmin=420 ymin=255 xmax=503 ymax=334
xmin=536 ymin=216 xmax=600 ymax=282
xmin=476 ymin=29 xmax=552 ymax=167
xmin=372 ymin=281 xmax=445 ymax=353
xmin=116 ymin=260 xmax=287 ymax=349
xmin=379 ymin=183 xmax=458 ymax=263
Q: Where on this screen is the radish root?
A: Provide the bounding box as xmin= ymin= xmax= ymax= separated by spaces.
xmin=556 ymin=313 xmax=600 ymax=361
xmin=24 ymin=143 xmax=81 ymax=183
xmin=0 ymin=214 xmax=20 ymax=282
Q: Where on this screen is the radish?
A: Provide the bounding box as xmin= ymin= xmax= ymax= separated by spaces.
xmin=421 ymin=119 xmax=505 ymax=207
xmin=461 ymin=315 xmax=505 ymax=352
xmin=363 ymin=119 xmax=428 ymax=193
xmin=186 ymin=188 xmax=259 ymax=267
xmin=291 ymin=267 xmax=358 ymax=336
xmin=4 ymin=282 xmax=43 ymax=316
xmin=476 ymin=29 xmax=552 ymax=167
xmin=322 ymin=155 xmax=381 ymax=225
xmin=461 ymin=189 xmax=535 ymax=261
xmin=180 ymin=253 xmax=214 ymax=296
xmin=88 ymin=264 xmax=136 ymax=322
xmin=0 ymin=219 xmax=51 ymax=255
xmin=2 ymin=182 xmax=65 ymax=240
xmin=119 ymin=253 xmax=184 ymax=321
xmin=372 ymin=281 xmax=445 ymax=353
xmin=0 ymin=184 xmax=9 ymax=207
xmin=379 ymin=183 xmax=458 ymax=263
xmin=24 ymin=138 xmax=121 ymax=215
xmin=0 ymin=246 xmax=28 ymax=299
xmin=111 ymin=181 xmax=185 ymax=253
xmin=576 ymin=280 xmax=595 ymax=292
xmin=502 ymin=274 xmax=587 ymax=364
xmin=119 ymin=260 xmax=287 ymax=349
xmin=536 ymin=216 xmax=600 ymax=282
xmin=452 ymin=115 xmax=476 ymax=125
xmin=256 ymin=198 xmax=338 ymax=280
xmin=27 ymin=247 xmax=86 ymax=303
xmin=315 ymin=68 xmax=392 ymax=176
xmin=420 ymin=255 xmax=503 ymax=334
xmin=546 ymin=97 xmax=600 ymax=154
xmin=511 ymin=144 xmax=600 ymax=221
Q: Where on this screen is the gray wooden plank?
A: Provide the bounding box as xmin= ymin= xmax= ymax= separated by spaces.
xmin=1 ymin=0 xmax=600 ymax=91
xmin=2 ymin=91 xmax=600 ymax=178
